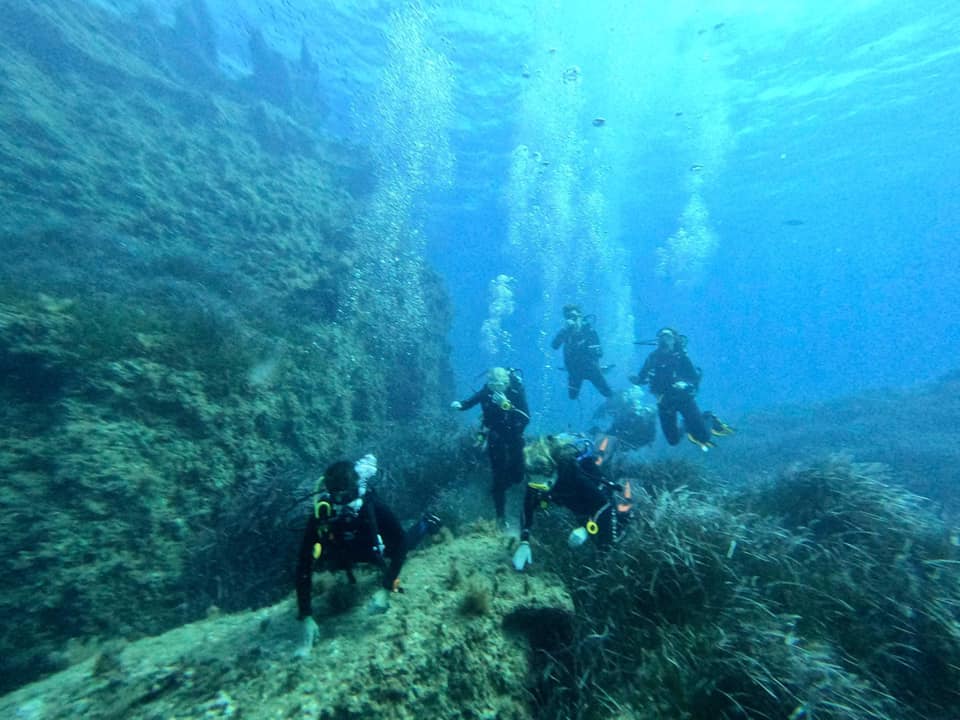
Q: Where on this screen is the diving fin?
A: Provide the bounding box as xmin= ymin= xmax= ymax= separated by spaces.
xmin=710 ymin=416 xmax=736 ymax=437
xmin=686 ymin=433 xmax=715 ymax=452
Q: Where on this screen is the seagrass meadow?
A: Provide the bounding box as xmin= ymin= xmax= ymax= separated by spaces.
xmin=534 ymin=454 xmax=960 ymax=719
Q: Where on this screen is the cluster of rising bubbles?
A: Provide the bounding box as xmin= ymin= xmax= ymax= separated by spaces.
xmin=480 ymin=274 xmax=516 ymax=356
xmin=503 ymin=41 xmax=637 ymax=417
xmin=654 ymin=35 xmax=733 ymax=289
xmin=655 ymin=191 xmax=718 ymax=286
xmin=343 ymin=2 xmax=455 ymax=345
xmin=505 ymin=144 xmax=549 ymax=264
xmin=505 ymin=35 xmax=587 ymax=287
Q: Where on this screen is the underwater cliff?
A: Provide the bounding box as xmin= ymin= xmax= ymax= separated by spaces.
xmin=0 ymin=0 xmax=454 ymax=692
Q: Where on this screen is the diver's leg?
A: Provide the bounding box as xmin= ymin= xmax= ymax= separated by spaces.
xmin=589 ymin=366 xmax=613 ymax=398
xmin=505 ymin=434 xmax=525 ymax=486
xmin=492 ymin=480 xmax=507 ymax=521
xmin=488 ymin=439 xmax=509 ymax=520
xmin=659 ymin=403 xmax=681 ymax=445
xmin=568 ymin=373 xmax=584 ymax=399
xmin=405 ymin=514 xmax=442 ymax=551
xmin=680 ymin=397 xmax=710 ymax=444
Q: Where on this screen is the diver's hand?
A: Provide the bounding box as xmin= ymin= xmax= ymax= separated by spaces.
xmin=294 ymin=616 xmax=319 ymax=658
xmin=672 ymin=381 xmax=693 ymax=393
xmin=367 ymin=588 xmax=390 ymax=615
xmin=450 ymin=400 xmax=463 ymax=410
xmin=567 ymin=527 xmax=589 ymax=548
xmin=512 ymin=541 xmax=532 ymax=571
xmin=628 ymin=374 xmax=641 ymax=386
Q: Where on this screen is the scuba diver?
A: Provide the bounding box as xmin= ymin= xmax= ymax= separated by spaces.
xmin=512 ymin=434 xmax=633 ymax=572
xmin=598 ymin=386 xmax=658 ymax=451
xmin=629 ymin=327 xmax=734 ymax=451
xmin=295 ymin=456 xmax=440 ymax=655
xmin=551 ymin=304 xmax=613 ymax=400
xmin=451 ymin=367 xmax=530 ymax=527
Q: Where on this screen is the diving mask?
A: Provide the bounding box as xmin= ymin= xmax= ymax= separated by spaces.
xmin=657 ymin=328 xmax=677 ymax=350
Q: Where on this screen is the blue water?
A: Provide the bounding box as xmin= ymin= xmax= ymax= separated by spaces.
xmin=113 ymin=0 xmax=960 ymax=431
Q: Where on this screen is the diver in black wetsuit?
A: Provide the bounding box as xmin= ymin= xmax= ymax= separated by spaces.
xmin=295 ymin=458 xmax=439 ymax=654
xmin=512 ymin=434 xmax=633 ymax=571
xmin=629 ymin=327 xmax=734 ymax=451
xmin=552 ymin=304 xmax=613 ymax=400
xmin=451 ymin=367 xmax=530 ymax=526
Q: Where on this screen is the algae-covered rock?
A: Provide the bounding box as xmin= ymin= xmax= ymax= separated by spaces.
xmin=0 ymin=0 xmax=455 ymax=693
xmin=0 ymin=529 xmax=573 ymax=720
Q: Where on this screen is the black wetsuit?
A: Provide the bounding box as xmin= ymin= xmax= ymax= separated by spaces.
xmin=520 ymin=444 xmax=625 ymax=546
xmin=296 ymin=493 xmax=406 ymax=619
xmin=552 ymin=323 xmax=612 ymax=399
xmin=634 ymin=347 xmax=710 ymax=445
xmin=457 ymin=371 xmax=530 ymax=520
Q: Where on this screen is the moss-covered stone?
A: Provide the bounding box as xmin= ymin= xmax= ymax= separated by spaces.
xmin=0 ymin=529 xmax=574 ymax=720
xmin=0 ymin=0 xmax=455 ymax=693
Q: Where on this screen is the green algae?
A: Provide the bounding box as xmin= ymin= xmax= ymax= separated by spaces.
xmin=0 ymin=0 xmax=454 ymax=693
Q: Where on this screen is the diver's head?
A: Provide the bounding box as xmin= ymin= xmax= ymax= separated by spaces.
xmin=524 ymin=436 xmax=557 ymax=478
xmin=657 ymin=327 xmax=678 ymax=351
xmin=563 ymin=304 xmax=584 ymax=327
xmin=322 ymin=460 xmax=360 ymax=505
xmin=487 ymin=367 xmax=510 ymax=394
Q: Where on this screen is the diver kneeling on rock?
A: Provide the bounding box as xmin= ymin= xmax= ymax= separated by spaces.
xmin=295 ymin=455 xmax=440 ymax=655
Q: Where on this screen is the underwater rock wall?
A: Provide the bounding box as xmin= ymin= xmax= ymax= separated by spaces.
xmin=0 ymin=0 xmax=454 ymax=693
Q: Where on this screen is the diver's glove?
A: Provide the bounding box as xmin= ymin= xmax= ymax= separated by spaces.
xmin=512 ymin=541 xmax=532 ymax=571
xmin=367 ymin=588 xmax=391 ymax=615
xmin=450 ymin=400 xmax=463 ymax=410
xmin=568 ymin=527 xmax=589 ymax=548
xmin=294 ymin=616 xmax=319 ymax=658
xmin=628 ymin=374 xmax=642 ymax=386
